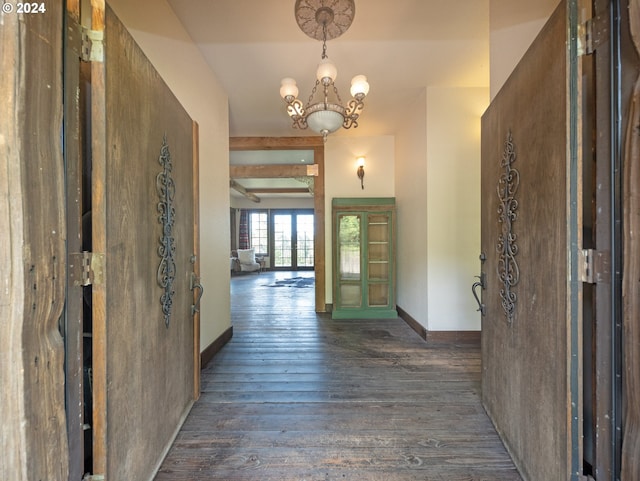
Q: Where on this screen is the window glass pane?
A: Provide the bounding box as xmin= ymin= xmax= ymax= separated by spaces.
xmin=273 ymin=214 xmax=292 ymax=267
xmin=296 ymin=214 xmax=314 ymax=267
xmin=249 ymin=212 xmax=268 ymax=254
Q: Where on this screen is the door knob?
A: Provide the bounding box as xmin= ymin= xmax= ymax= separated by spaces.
xmin=190 ymin=272 xmax=204 ymax=316
xmin=472 ymin=277 xmax=486 ymax=316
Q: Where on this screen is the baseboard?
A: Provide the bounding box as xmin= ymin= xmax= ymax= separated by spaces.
xmin=396 ymin=305 xmax=427 ymax=340
xmin=200 ymin=325 xmax=233 ymax=369
xmin=397 ymin=305 xmax=480 ymax=345
xmin=426 ymin=330 xmax=480 ymax=344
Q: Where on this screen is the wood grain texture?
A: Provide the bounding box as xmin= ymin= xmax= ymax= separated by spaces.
xmin=90 ymin=6 xmax=196 ymax=480
xmin=64 ymin=3 xmax=87 ymax=477
xmin=154 ymin=271 xmax=521 ymax=480
xmin=622 ymin=0 xmax=640 ymax=477
xmin=0 ymin=5 xmax=69 ymax=480
xmin=90 ymin=0 xmax=109 ymax=474
xmin=230 ymin=164 xmax=315 ymax=179
xmin=480 ymin=3 xmax=570 ymax=480
xmin=230 ymin=136 xmax=324 ymax=150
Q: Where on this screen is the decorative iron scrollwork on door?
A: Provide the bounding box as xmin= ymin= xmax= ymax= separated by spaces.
xmin=157 ymin=134 xmax=176 ymax=327
xmin=496 ymin=130 xmax=520 ymax=325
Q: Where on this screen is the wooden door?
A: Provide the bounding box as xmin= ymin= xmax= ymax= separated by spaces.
xmin=480 ymin=2 xmax=580 ymax=479
xmin=0 ymin=4 xmax=69 ymax=480
xmin=88 ymin=3 xmax=199 ymax=479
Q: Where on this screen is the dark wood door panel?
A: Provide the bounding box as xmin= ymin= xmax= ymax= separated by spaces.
xmin=480 ymin=3 xmax=571 ymax=480
xmin=0 ymin=4 xmax=69 ymax=480
xmin=90 ymin=5 xmax=196 ymax=480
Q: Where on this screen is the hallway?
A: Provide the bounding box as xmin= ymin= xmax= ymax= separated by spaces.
xmin=154 ymin=271 xmax=521 ymax=480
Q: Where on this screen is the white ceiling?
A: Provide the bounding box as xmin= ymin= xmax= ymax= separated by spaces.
xmin=166 ymin=0 xmax=558 ymax=139
xmin=164 ymin=0 xmax=558 ymax=198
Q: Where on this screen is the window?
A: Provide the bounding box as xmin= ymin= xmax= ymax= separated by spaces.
xmin=249 ymin=211 xmax=268 ymax=255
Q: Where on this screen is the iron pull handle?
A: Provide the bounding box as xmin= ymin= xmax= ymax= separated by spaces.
xmin=190 ymin=273 xmax=204 ymax=316
xmin=472 ymin=274 xmax=486 ymax=316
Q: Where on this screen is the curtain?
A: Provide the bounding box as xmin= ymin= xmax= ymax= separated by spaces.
xmin=239 ymin=209 xmax=249 ymax=249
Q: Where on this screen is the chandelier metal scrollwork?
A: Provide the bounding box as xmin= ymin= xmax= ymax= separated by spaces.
xmin=156 ymin=134 xmax=176 ymax=328
xmin=496 ymin=130 xmax=520 ymax=325
xmin=280 ymin=0 xmax=369 ymax=142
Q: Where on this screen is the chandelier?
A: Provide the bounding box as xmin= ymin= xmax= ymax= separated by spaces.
xmin=280 ymin=0 xmax=369 ymax=142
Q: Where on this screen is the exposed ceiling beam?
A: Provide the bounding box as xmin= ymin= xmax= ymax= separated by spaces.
xmin=229 ymin=179 xmax=261 ymax=203
xmin=230 ymin=136 xmax=323 ymax=150
xmin=244 ymin=187 xmax=310 ymax=195
xmin=230 ymin=164 xmax=318 ymax=179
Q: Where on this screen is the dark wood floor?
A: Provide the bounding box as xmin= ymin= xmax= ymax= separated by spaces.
xmin=155 ymin=271 xmax=522 ymax=481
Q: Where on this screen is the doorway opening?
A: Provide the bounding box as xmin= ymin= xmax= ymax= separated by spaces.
xmin=229 ymin=137 xmax=326 ymax=312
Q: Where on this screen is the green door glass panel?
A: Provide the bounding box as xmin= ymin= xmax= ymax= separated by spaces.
xmin=369 ymin=283 xmax=389 ymax=306
xmin=340 ymin=284 xmax=362 ymax=307
xmin=339 ymin=214 xmax=361 ymax=280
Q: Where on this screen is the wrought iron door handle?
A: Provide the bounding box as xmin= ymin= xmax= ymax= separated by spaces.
xmin=190 ymin=273 xmax=204 ymax=315
xmin=472 ymin=276 xmax=486 ymax=316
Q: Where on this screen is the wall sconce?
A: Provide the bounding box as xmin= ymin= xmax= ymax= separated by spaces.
xmin=356 ymin=156 xmax=365 ymax=189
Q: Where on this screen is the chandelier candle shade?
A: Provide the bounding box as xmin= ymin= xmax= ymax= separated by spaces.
xmin=280 ymin=0 xmax=369 ymax=142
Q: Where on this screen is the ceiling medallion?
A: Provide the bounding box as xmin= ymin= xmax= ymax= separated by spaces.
xmin=294 ymin=0 xmax=355 ymax=41
xmin=280 ymin=0 xmax=369 ymax=142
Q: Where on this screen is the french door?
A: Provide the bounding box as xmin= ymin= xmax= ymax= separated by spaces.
xmin=271 ymin=210 xmax=314 ymax=269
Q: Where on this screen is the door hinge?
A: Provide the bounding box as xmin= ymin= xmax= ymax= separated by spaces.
xmin=578 ymin=249 xmax=610 ymax=284
xmin=578 ymin=12 xmax=609 ymax=56
xmin=69 ymin=252 xmax=105 ymax=286
xmin=81 ymin=26 xmax=104 ymax=63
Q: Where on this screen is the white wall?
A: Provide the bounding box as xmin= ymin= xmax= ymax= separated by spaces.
xmin=489 ymin=1 xmax=559 ymax=99
xmin=109 ymin=0 xmax=231 ymax=350
xmin=426 ymin=87 xmax=488 ymax=331
xmin=394 ymin=90 xmax=428 ymax=325
xmin=394 ymin=87 xmax=488 ymax=333
xmin=324 ymin=135 xmax=395 ymax=303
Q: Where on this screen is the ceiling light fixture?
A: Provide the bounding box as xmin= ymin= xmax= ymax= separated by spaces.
xmin=280 ymin=0 xmax=369 ymax=142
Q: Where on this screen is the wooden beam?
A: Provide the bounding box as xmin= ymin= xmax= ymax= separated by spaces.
xmin=230 ymin=136 xmax=323 ymax=150
xmin=245 ymin=188 xmax=311 ymax=195
xmin=229 ymin=180 xmax=261 ymax=203
xmin=230 ymin=164 xmax=317 ymax=179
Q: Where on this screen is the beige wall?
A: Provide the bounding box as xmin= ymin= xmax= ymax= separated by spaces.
xmin=324 ymin=135 xmax=396 ymax=303
xmin=109 ymin=0 xmax=232 ymax=351
xmin=395 ymin=89 xmax=428 ymax=324
xmin=394 ymin=87 xmax=487 ymax=332
xmin=426 ymin=87 xmax=488 ymax=331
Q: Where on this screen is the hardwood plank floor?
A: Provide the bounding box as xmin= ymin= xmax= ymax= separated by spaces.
xmin=155 ymin=271 xmax=522 ymax=481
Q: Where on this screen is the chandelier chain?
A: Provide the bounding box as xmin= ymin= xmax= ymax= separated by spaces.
xmin=321 ymin=23 xmax=328 ymax=59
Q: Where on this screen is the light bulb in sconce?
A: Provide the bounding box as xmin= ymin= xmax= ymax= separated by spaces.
xmin=356 ymin=157 xmax=365 ymax=189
